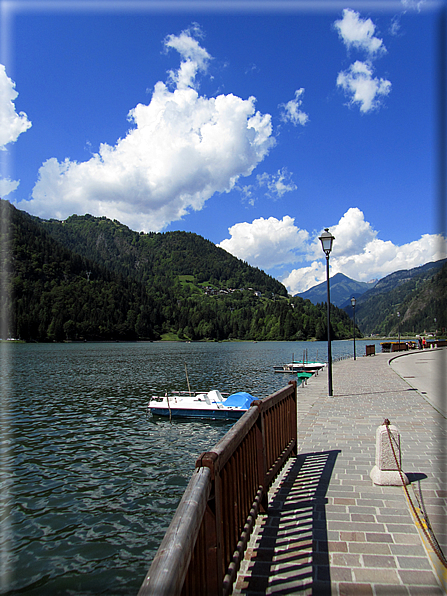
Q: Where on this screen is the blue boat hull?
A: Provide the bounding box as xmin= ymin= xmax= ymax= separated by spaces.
xmin=149 ymin=407 xmax=247 ymax=420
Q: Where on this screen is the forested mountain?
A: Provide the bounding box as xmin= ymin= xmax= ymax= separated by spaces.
xmin=345 ymin=260 xmax=447 ymax=336
xmin=296 ymin=273 xmax=377 ymax=307
xmin=353 ymin=259 xmax=446 ymax=302
xmin=37 ymin=213 xmax=286 ymax=296
xmin=0 ymin=200 xmax=359 ymax=342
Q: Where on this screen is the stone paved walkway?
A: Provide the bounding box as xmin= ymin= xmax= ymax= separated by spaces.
xmin=233 ymin=349 xmax=447 ymax=595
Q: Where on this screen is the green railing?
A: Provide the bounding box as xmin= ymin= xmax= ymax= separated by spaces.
xmin=138 ymin=381 xmax=297 ymax=596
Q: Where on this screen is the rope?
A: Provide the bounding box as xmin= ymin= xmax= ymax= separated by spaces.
xmin=383 ymin=419 xmax=447 ymax=568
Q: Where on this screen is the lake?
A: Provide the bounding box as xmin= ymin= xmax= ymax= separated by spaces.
xmin=0 ymin=339 xmax=383 ymax=595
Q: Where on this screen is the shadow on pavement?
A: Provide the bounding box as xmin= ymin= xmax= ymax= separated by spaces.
xmin=239 ymin=450 xmax=340 ymax=595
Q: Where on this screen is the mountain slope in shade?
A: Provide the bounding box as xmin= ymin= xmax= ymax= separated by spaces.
xmin=345 ymin=260 xmax=447 ymax=336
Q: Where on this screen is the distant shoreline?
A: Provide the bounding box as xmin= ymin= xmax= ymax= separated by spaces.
xmin=2 ymin=335 xmax=442 ymax=345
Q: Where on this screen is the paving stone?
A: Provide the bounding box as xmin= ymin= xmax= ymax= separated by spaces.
xmin=392 ymin=533 xmax=426 ymax=545
xmin=374 ymin=586 xmax=410 ymax=595
xmin=389 ymin=544 xmax=428 ymax=556
xmin=314 ymin=540 xmax=347 ymax=553
xmin=362 ymin=554 xmax=397 ymax=568
xmin=350 ymin=513 xmax=376 ymax=522
xmin=338 ymin=583 xmax=374 ymax=596
xmin=385 ymin=523 xmax=418 ymax=534
xmin=398 ymin=569 xmax=442 ymax=585
xmin=365 ymin=532 xmax=394 ymax=543
xmin=408 ymin=586 xmax=444 ymax=595
xmin=329 ymin=566 xmax=353 ymax=582
xmin=353 ymin=567 xmax=400 ymax=584
xmin=323 ymin=511 xmax=351 ymax=521
xmin=331 ymin=553 xmax=362 ymax=567
xmin=347 ymin=506 xmax=378 ymax=514
xmin=348 ymin=542 xmax=391 ymax=555
xmin=339 ymin=531 xmax=366 ymax=542
xmin=397 ymin=556 xmax=433 ymax=570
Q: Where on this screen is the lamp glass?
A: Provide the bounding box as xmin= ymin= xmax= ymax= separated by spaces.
xmin=319 ymin=228 xmax=334 ymax=255
xmin=351 ymin=297 xmax=356 ymax=307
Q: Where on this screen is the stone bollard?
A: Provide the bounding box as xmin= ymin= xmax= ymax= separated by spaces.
xmin=370 ymin=419 xmax=409 ymax=486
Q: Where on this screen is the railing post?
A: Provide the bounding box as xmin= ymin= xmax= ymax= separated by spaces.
xmin=255 ymin=406 xmax=268 ymax=513
xmin=289 ymin=380 xmax=298 ymax=456
xmin=196 ymin=451 xmax=224 ymax=596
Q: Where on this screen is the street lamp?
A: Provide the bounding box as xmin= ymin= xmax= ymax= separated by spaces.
xmin=397 ymin=311 xmax=401 ymax=349
xmin=351 ymin=297 xmax=356 ymax=360
xmin=319 ymin=228 xmax=335 ymax=396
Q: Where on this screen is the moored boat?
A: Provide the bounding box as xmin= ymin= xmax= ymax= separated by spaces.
xmin=273 ymin=361 xmax=325 ymax=373
xmin=148 ymin=390 xmax=256 ymax=420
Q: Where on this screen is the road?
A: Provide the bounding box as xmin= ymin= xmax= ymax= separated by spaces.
xmin=390 ymin=347 xmax=447 ymax=418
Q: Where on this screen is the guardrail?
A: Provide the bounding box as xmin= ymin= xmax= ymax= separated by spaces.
xmin=138 ymin=381 xmax=297 ymax=596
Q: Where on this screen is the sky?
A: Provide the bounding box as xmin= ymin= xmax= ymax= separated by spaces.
xmin=1 ymin=0 xmax=446 ymax=294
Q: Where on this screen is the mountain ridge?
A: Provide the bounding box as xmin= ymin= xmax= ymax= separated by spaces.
xmin=35 ymin=212 xmax=288 ymax=296
xmin=345 ymin=260 xmax=447 ymax=336
xmin=296 ymin=273 xmax=377 ymax=307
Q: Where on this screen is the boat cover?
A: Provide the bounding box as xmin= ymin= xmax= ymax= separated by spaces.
xmin=223 ymin=392 xmax=256 ymax=409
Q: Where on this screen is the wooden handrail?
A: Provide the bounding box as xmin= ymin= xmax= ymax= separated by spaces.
xmin=138 ymin=466 xmax=212 ymax=596
xmin=138 ymin=381 xmax=297 ymax=596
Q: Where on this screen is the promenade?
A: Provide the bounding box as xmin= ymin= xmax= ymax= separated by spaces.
xmin=233 ymin=348 xmax=447 ymax=595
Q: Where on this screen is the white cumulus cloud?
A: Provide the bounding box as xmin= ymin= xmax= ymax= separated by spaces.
xmin=164 ymin=24 xmax=211 ymax=90
xmin=281 ymin=261 xmax=326 ymax=296
xmin=305 ymin=207 xmax=377 ymax=261
xmin=279 ymin=89 xmax=309 ymax=126
xmin=0 ymin=64 xmax=31 ymax=196
xmin=218 ymin=207 xmax=447 ymax=295
xmin=334 ymin=10 xmax=391 ymax=113
xmin=17 ymin=27 xmax=275 ymax=232
xmin=334 ymin=8 xmax=386 ymax=57
xmin=337 ymin=61 xmax=391 ymax=113
xmin=218 ymin=215 xmax=309 ymax=270
xmin=331 ymin=233 xmax=446 ymax=282
xmin=0 ymin=64 xmax=31 ymax=150
xmin=0 ymin=177 xmax=19 ymax=196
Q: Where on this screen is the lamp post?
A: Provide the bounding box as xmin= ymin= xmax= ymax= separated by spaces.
xmin=351 ymin=297 xmax=356 ymax=360
xmin=397 ymin=311 xmax=401 ymax=349
xmin=319 ymin=228 xmax=335 ymax=396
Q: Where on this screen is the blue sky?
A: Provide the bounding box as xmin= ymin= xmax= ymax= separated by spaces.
xmin=1 ymin=0 xmax=446 ymax=293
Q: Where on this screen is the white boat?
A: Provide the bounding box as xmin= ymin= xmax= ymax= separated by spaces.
xmin=273 ymin=361 xmax=326 ymax=373
xmin=148 ymin=390 xmax=256 ymax=420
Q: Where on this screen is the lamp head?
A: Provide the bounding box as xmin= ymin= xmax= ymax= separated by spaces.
xmin=319 ymin=228 xmax=335 ymax=256
xmin=351 ymin=297 xmax=356 ymax=307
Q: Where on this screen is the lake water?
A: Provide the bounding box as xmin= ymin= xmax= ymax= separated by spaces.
xmin=0 ymin=339 xmax=383 ymax=595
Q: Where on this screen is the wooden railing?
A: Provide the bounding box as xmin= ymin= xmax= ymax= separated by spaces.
xmin=138 ymin=381 xmax=297 ymax=596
